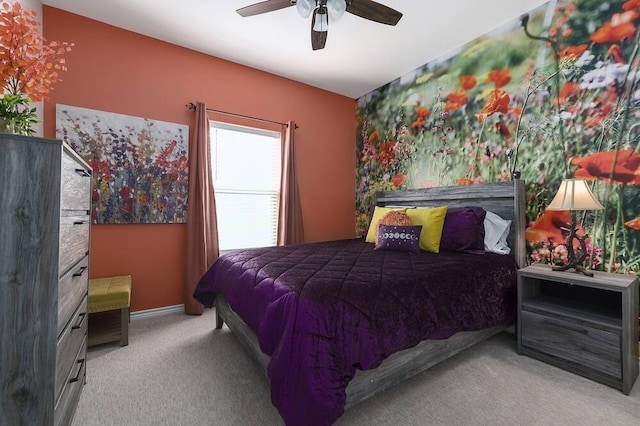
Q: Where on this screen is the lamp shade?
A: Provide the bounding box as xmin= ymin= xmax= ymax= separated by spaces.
xmin=296 ymin=0 xmax=314 ymax=18
xmin=547 ymin=179 xmax=604 ymax=211
xmin=327 ymin=0 xmax=346 ymax=20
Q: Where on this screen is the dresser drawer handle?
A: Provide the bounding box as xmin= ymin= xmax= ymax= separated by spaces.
xmin=74 ymin=168 xmax=91 ymax=177
xmin=73 ymin=266 xmax=88 ymax=277
xmin=68 ymin=358 xmax=85 ymax=383
xmin=542 ymin=319 xmax=588 ymax=334
xmin=73 ymin=220 xmax=87 ymax=225
xmin=72 ymin=312 xmax=87 ymax=330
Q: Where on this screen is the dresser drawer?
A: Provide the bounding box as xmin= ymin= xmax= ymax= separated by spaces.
xmin=61 ymin=151 xmax=91 ymax=211
xmin=55 ymin=297 xmax=87 ymax=401
xmin=59 ymin=215 xmax=90 ymax=276
xmin=54 ymin=337 xmax=86 ymax=426
xmin=57 ymin=256 xmax=89 ymax=337
xmin=521 ymin=310 xmax=621 ymax=378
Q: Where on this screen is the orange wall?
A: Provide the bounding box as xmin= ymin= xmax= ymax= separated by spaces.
xmin=43 ymin=7 xmax=356 ymax=312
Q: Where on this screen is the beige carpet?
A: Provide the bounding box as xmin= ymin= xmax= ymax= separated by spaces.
xmin=72 ymin=309 xmax=640 ymax=425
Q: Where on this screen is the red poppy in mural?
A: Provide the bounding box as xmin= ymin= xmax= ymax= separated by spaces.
xmin=412 ymin=106 xmax=431 ymax=129
xmin=456 ymin=177 xmax=481 ymax=186
xmin=476 ymin=89 xmax=510 ymax=123
xmin=495 ymin=121 xmax=512 ymax=141
xmin=391 ymin=173 xmax=407 ymax=187
xmin=607 ymin=44 xmax=626 ymax=63
xmin=368 ymin=130 xmax=379 ymax=144
xmin=555 ymin=81 xmax=580 ymax=105
xmin=591 ymin=11 xmax=637 ymax=44
xmin=484 ymin=69 xmax=511 ymax=89
xmin=444 ymin=88 xmax=468 ymax=112
xmin=377 ymin=141 xmax=396 ymax=167
xmin=411 ymin=118 xmax=425 ymax=129
xmin=526 ymin=210 xmax=585 ymax=248
xmin=583 ymin=86 xmax=616 ymax=128
xmin=415 ymin=105 xmax=431 ymax=119
xmin=625 ymin=217 xmax=640 ymax=230
xmin=459 ymin=75 xmax=477 ymax=90
xmin=623 ymin=0 xmax=640 ymax=12
xmin=559 ymin=44 xmax=588 ymax=59
xmin=572 ymin=148 xmax=640 ymax=184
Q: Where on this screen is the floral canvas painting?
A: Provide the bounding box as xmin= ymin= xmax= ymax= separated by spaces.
xmin=356 ymin=0 xmax=640 ymax=275
xmin=56 ymin=104 xmax=189 ymax=224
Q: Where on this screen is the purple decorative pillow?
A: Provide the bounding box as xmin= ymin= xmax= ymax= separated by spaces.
xmin=440 ymin=207 xmax=486 ymax=254
xmin=375 ymin=225 xmax=422 ymax=254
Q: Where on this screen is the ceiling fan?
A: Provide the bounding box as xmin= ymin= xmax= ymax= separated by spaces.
xmin=236 ymin=0 xmax=403 ymax=51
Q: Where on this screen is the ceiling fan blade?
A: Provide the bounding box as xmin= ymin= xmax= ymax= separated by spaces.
xmin=311 ymin=12 xmax=327 ymax=51
xmin=346 ymin=0 xmax=403 ymax=25
xmin=236 ymin=0 xmax=294 ymax=17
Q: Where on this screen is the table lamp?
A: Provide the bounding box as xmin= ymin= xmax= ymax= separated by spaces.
xmin=546 ymin=178 xmax=604 ymax=276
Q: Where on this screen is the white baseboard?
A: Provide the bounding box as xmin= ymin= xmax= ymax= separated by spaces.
xmin=131 ymin=304 xmax=184 ymax=321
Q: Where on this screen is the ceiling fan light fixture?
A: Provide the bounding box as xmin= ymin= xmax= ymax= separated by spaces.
xmin=296 ymin=0 xmax=314 ymax=18
xmin=326 ymin=0 xmax=346 ymax=20
xmin=312 ymin=7 xmax=329 ymax=32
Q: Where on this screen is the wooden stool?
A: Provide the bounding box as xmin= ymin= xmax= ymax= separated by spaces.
xmin=87 ymin=275 xmax=132 ymax=347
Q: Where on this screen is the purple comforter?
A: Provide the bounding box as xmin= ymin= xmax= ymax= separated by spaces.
xmin=194 ymin=239 xmax=517 ymax=425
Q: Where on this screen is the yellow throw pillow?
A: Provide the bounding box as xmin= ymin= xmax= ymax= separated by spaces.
xmin=365 ymin=207 xmax=407 ymax=243
xmin=406 ymin=206 xmax=449 ymax=253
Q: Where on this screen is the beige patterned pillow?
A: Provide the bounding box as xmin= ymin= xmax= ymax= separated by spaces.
xmin=376 ymin=210 xmax=413 ymax=241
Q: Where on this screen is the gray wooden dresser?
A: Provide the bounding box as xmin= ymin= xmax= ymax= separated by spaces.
xmin=517 ymin=264 xmax=639 ymax=395
xmin=1 ymin=134 xmax=92 ymax=425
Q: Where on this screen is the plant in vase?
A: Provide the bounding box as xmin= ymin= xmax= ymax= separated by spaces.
xmin=0 ymin=1 xmax=72 ymax=135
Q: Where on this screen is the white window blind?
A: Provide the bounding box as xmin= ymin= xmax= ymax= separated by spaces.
xmin=210 ymin=122 xmax=281 ymax=251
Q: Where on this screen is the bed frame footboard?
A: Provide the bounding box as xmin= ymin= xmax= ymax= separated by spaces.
xmin=215 ymin=295 xmax=509 ymax=408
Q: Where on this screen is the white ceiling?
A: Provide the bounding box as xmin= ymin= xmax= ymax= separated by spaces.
xmin=42 ymin=0 xmax=549 ymax=99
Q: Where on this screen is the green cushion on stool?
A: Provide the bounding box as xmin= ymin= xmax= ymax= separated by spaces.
xmin=88 ymin=275 xmax=131 ymax=313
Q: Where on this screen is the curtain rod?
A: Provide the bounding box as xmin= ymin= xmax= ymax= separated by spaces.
xmin=186 ymin=102 xmax=298 ymax=129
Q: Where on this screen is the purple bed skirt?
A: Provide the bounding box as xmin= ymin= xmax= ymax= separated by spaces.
xmin=194 ymin=238 xmax=518 ymax=425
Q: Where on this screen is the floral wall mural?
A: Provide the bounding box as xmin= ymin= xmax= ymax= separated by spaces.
xmin=56 ymin=104 xmax=189 ymax=224
xmin=356 ymin=0 xmax=640 ymax=274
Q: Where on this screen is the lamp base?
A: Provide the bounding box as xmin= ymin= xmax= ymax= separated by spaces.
xmin=553 ymin=213 xmax=594 ymax=277
xmin=552 ymin=262 xmax=594 ymax=277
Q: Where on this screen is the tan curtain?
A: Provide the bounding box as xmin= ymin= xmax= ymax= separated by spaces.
xmin=277 ymin=121 xmax=304 ymax=245
xmin=184 ymin=102 xmax=219 ymax=315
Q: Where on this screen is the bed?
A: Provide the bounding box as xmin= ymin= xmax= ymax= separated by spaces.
xmin=194 ymin=179 xmax=526 ymax=425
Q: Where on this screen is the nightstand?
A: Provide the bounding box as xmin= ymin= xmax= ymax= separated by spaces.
xmin=517 ymin=264 xmax=639 ymax=395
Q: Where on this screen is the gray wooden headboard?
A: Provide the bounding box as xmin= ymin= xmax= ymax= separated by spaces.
xmin=375 ymin=180 xmax=527 ymax=267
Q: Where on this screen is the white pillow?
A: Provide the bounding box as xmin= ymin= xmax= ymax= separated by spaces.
xmin=484 ymin=211 xmax=511 ymax=255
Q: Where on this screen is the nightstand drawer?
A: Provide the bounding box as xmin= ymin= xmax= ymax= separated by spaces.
xmin=521 ymin=310 xmax=621 ymax=378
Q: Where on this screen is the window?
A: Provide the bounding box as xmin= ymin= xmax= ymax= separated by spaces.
xmin=210 ymin=122 xmax=281 ymax=251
